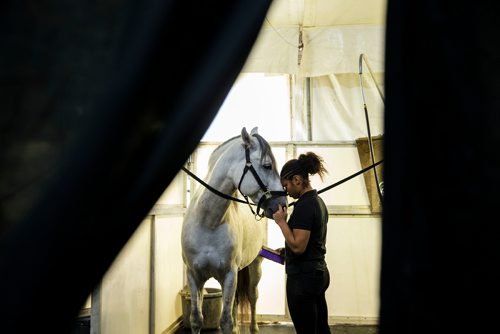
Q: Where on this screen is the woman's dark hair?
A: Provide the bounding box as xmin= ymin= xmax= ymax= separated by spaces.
xmin=280 ymin=152 xmax=328 ymax=182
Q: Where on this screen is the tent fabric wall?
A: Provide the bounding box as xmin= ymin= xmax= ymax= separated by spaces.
xmin=327 ymin=217 xmax=380 ymax=321
xmin=202 ymin=74 xmax=291 ymax=142
xmin=90 ymin=163 xmax=186 ymax=334
xmin=100 ymin=219 xmax=151 ymax=334
xmin=153 ymin=216 xmax=185 ymax=334
xmin=202 ymin=72 xmax=384 ymax=142
xmin=242 ymin=0 xmax=386 ymax=76
xmin=262 ymin=0 xmax=386 ymax=26
xmin=311 ymin=74 xmax=384 ymax=141
xmin=243 ymin=25 xmax=385 ymax=76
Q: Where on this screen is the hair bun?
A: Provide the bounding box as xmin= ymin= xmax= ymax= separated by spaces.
xmin=280 ymin=152 xmax=328 ymax=181
xmin=299 ymin=152 xmax=328 ymax=179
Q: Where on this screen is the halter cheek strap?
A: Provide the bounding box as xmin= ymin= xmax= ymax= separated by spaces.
xmin=238 ymin=147 xmax=269 ymax=192
xmin=237 ymin=145 xmax=286 ymax=219
xmin=237 ymin=146 xmax=263 ymax=218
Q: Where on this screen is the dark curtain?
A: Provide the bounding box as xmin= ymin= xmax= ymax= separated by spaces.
xmin=381 ymin=0 xmax=500 ymax=333
xmin=0 ymin=0 xmax=272 ymax=332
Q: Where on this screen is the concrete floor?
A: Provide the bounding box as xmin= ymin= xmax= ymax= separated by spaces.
xmin=72 ymin=317 xmax=377 ymax=333
xmin=175 ymin=322 xmax=378 ymax=334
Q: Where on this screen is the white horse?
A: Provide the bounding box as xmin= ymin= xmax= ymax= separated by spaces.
xmin=181 ymin=127 xmax=286 ymax=334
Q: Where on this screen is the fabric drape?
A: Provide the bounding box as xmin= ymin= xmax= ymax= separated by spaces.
xmin=0 ymin=0 xmax=272 ymax=332
xmin=381 ymin=0 xmax=500 ymax=332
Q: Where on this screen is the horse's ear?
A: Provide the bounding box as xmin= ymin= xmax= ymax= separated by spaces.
xmin=250 ymin=127 xmax=258 ymax=135
xmin=241 ymin=127 xmax=251 ymax=146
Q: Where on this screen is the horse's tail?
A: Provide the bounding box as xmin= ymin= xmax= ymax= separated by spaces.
xmin=235 ymin=266 xmax=251 ymax=322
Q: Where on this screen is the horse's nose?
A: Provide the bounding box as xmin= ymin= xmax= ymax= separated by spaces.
xmin=264 ymin=196 xmax=288 ymax=219
xmin=265 ymin=207 xmax=276 ymax=219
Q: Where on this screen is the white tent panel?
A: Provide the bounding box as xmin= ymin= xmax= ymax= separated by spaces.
xmin=327 ymin=216 xmax=381 ymax=321
xmin=155 ymin=171 xmax=185 ymax=206
xmin=300 ymin=26 xmax=384 ymax=76
xmin=265 ymin=0 xmax=386 ymax=26
xmin=243 ymin=0 xmax=386 ymax=76
xmin=242 ymin=27 xmax=300 ymax=75
xmin=256 ymin=221 xmax=287 ymax=315
xmin=296 ymin=146 xmax=370 ymax=206
xmin=204 ymin=72 xmax=384 ymax=142
xmin=244 ymin=25 xmax=384 ymax=76
xmin=100 ymin=219 xmax=151 ymax=334
xmin=202 ymin=74 xmax=291 ymax=142
xmin=312 ymin=74 xmax=384 ymax=141
xmin=154 ymin=216 xmax=185 ymax=334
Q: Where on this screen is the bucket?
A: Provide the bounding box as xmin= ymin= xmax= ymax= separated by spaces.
xmin=180 ymin=286 xmax=223 ymax=330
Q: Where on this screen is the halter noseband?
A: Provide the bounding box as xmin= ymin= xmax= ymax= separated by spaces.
xmin=237 ymin=144 xmax=286 ymax=220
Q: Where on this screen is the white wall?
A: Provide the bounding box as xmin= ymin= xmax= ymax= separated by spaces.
xmin=327 ymin=217 xmax=380 ymax=322
xmin=100 ymin=218 xmax=151 ymax=334
xmin=151 ymin=173 xmax=186 ymax=334
xmin=154 ymin=215 xmax=184 ymax=334
xmin=95 ymin=173 xmax=187 ymax=334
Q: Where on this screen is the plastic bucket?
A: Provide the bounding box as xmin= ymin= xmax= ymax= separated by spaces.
xmin=180 ymin=287 xmax=223 ymax=330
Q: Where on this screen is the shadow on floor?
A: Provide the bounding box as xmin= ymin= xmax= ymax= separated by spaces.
xmin=175 ymin=322 xmax=378 ymax=334
xmin=71 ymin=316 xmax=90 ymax=334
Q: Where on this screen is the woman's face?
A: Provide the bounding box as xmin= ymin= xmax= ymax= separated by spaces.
xmin=281 ymin=176 xmax=301 ymax=199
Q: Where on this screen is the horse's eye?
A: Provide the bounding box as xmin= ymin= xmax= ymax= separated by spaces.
xmin=263 ymin=164 xmax=272 ymax=170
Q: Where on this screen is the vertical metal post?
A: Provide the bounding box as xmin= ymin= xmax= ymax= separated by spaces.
xmin=149 ymin=217 xmax=156 ymax=334
xmin=90 ymin=282 xmax=101 ymax=334
xmin=305 ymin=77 xmax=312 ymax=141
xmin=290 ymin=75 xmax=310 ymax=141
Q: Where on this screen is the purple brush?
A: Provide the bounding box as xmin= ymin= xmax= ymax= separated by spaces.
xmin=259 ymin=246 xmax=285 ymax=265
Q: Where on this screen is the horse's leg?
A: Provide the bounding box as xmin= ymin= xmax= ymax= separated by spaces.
xmin=231 ymin=294 xmax=238 ymax=331
xmin=186 ymin=270 xmax=204 ymax=334
xmin=220 ymin=268 xmax=238 ymax=334
xmin=247 ymin=256 xmax=263 ymax=334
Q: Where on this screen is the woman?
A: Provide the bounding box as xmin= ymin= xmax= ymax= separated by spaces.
xmin=272 ymin=152 xmax=331 ymax=334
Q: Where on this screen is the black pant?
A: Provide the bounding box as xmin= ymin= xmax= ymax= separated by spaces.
xmin=286 ymin=268 xmax=331 ymax=334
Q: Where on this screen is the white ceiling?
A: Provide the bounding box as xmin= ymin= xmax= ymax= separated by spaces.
xmin=243 ymin=0 xmax=387 ymax=76
xmin=266 ymin=0 xmax=386 ymax=26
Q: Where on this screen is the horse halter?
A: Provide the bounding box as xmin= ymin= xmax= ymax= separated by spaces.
xmin=237 ymin=144 xmax=286 ymax=220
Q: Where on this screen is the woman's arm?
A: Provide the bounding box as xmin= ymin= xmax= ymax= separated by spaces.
xmin=272 ymin=204 xmax=311 ymax=255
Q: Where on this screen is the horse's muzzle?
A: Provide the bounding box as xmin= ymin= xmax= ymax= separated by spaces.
xmin=258 ymin=191 xmax=287 ymax=219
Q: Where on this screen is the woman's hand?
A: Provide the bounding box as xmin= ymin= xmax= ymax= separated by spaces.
xmin=275 ymin=247 xmax=285 ymax=257
xmin=272 ymin=204 xmax=287 ymax=224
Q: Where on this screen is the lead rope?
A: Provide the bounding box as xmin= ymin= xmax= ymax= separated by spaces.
xmin=182 ymin=160 xmax=383 ymax=211
xmin=286 ymin=159 xmax=383 ymax=207
xmin=181 ymin=166 xmax=249 ymax=205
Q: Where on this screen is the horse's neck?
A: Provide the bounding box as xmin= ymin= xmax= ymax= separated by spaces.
xmin=187 ymin=141 xmax=243 ymax=228
xmin=188 ymin=168 xmax=237 ymax=229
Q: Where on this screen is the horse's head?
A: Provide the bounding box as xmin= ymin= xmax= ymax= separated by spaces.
xmin=236 ymin=127 xmax=287 ymax=219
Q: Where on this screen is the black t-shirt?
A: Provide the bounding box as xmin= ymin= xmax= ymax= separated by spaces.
xmin=285 ymin=190 xmax=329 ymax=275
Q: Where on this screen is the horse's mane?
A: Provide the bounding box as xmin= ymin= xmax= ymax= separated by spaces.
xmin=208 ymin=133 xmax=277 ymax=173
xmin=208 ymin=135 xmax=239 ymax=168
xmin=253 ymin=133 xmax=278 ymax=173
